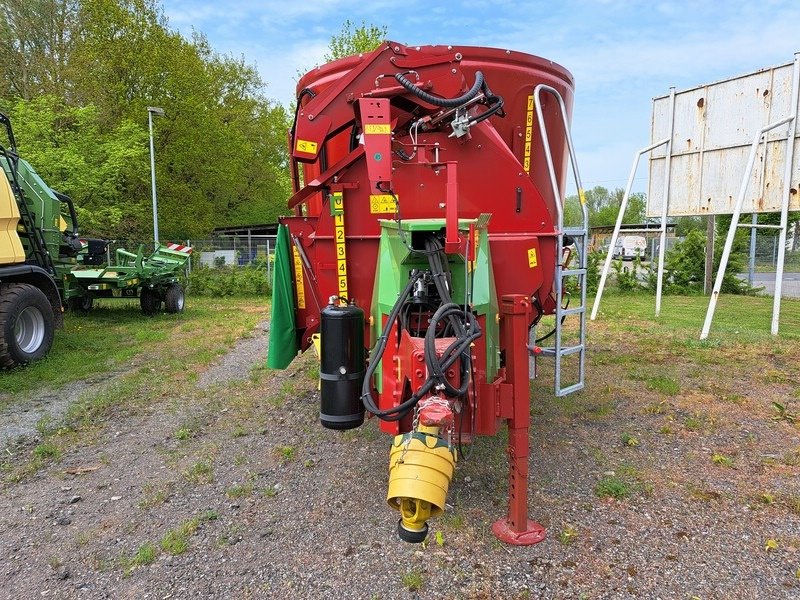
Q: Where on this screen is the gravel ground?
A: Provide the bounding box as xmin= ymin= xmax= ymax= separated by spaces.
xmin=0 ymin=368 xmax=132 ymax=450
xmin=1 ymin=316 xmax=799 ymax=599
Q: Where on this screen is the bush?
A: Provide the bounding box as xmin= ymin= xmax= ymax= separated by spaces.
xmin=612 ymin=257 xmax=643 ymax=292
xmin=586 ymin=250 xmax=602 ymax=292
xmin=187 ymin=261 xmax=271 ymax=297
xmin=659 ymin=229 xmax=755 ymax=295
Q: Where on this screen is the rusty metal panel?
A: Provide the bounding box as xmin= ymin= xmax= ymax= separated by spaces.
xmin=648 ymin=60 xmax=800 ymax=217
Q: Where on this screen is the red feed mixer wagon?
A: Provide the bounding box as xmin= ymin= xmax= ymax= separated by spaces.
xmin=268 ymin=41 xmax=588 ymax=545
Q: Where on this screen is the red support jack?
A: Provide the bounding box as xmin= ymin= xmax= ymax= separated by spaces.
xmin=492 ymin=294 xmax=547 ymax=545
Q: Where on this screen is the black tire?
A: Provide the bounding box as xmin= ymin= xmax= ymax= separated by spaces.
xmin=0 ymin=283 xmax=55 ymax=368
xmin=164 ymin=283 xmax=185 ymax=314
xmin=140 ymin=287 xmax=162 ymax=315
xmin=68 ymin=295 xmax=94 ymax=315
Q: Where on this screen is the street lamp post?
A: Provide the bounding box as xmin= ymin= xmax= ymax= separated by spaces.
xmin=147 ymin=106 xmax=165 ymax=245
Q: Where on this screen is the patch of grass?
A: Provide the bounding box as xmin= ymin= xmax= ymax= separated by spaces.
xmin=712 ymin=453 xmax=734 ymax=468
xmin=159 ymin=512 xmax=216 ymax=556
xmin=684 ymin=415 xmax=702 ymax=431
xmin=620 ymin=432 xmax=639 ymax=447
xmin=226 ymin=483 xmax=253 ymax=499
xmin=784 ymin=496 xmax=800 ymax=515
xmin=643 ymin=400 xmax=667 ymax=415
xmin=231 ymin=426 xmax=247 ymax=438
xmin=771 ymin=401 xmax=798 ymax=424
xmin=0 ymin=297 xmax=266 ymax=396
xmin=183 ymin=460 xmax=214 ymax=484
xmin=175 ymin=427 xmax=193 ymax=440
xmin=276 ymin=446 xmax=296 ymax=463
xmin=263 ymin=485 xmax=279 ymax=498
xmin=646 ymin=376 xmax=680 ymax=396
xmin=401 ymin=569 xmax=424 ymax=592
xmin=32 ymin=442 xmax=60 ymax=460
xmin=558 ymin=524 xmax=579 ymax=545
xmin=440 ymin=512 xmax=464 ymax=529
xmin=595 ymin=476 xmax=631 ymax=500
xmin=122 ymin=542 xmax=158 ymax=576
xmin=138 ymin=482 xmax=175 ymax=509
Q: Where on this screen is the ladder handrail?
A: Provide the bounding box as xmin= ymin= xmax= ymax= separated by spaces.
xmin=532 ymin=84 xmax=588 ymax=396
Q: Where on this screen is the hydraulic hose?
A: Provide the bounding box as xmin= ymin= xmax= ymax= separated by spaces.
xmin=360 ymin=272 xmax=424 ymax=420
xmin=395 ymin=71 xmax=485 ymax=108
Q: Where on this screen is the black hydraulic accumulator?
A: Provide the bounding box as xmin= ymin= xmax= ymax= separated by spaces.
xmin=319 ymin=299 xmax=365 ymax=430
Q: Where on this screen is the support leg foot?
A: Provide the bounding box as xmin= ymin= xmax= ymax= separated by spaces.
xmin=491 ymin=519 xmax=546 ymax=546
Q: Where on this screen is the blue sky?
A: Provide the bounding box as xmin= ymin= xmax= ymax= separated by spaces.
xmin=162 ymin=0 xmax=800 ymax=194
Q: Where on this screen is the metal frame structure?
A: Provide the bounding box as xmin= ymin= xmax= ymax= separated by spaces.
xmin=701 ymin=52 xmax=800 ymax=338
xmin=594 ymin=53 xmax=800 ymax=338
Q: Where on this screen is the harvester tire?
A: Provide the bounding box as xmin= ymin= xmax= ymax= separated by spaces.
xmin=68 ymin=295 xmax=94 ymax=315
xmin=0 ymin=283 xmax=55 ymax=368
xmin=140 ymin=287 xmax=162 ymax=315
xmin=164 ymin=283 xmax=185 ymax=314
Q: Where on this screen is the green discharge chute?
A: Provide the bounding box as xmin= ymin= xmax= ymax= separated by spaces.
xmin=267 ymin=224 xmax=299 ymax=369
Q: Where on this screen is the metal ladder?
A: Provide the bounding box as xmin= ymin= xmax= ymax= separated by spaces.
xmin=2 ymin=150 xmax=55 ymax=275
xmin=532 ymin=84 xmax=588 ymax=397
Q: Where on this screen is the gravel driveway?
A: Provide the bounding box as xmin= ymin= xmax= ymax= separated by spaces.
xmin=1 ymin=313 xmax=799 ymax=599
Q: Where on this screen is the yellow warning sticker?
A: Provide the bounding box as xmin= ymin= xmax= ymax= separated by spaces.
xmin=527 ymin=248 xmax=538 ymax=268
xmin=334 ymin=196 xmax=348 ymax=300
xmin=292 ymin=246 xmax=306 ymax=309
xmin=579 ymin=188 xmax=586 ymax=205
xmin=523 ymin=94 xmax=535 ymax=174
xmin=364 ymin=123 xmax=391 ymax=134
xmin=295 ymin=138 xmax=318 ymax=154
xmin=369 ymin=194 xmax=397 ymax=214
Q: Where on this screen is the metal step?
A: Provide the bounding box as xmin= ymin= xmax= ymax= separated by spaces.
xmin=539 ymin=344 xmax=584 ymax=358
xmin=562 ymin=228 xmax=588 ymax=237
xmin=561 ymin=268 xmax=586 ymax=277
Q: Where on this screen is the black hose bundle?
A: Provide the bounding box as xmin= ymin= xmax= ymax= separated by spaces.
xmin=360 ymin=237 xmax=483 ymax=422
xmin=395 ymin=71 xmax=485 ymax=108
xmin=394 ymin=70 xmax=504 ymax=125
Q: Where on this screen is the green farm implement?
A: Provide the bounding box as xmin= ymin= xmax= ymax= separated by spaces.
xmin=65 ymin=242 xmax=191 ymax=315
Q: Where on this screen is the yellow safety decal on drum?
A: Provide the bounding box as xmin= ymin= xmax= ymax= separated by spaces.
xmin=364 ymin=123 xmax=391 ymax=134
xmin=333 ymin=193 xmax=348 ymax=300
xmin=527 ymin=248 xmax=538 ymax=268
xmin=292 ymin=245 xmax=306 ymax=309
xmin=369 ymin=194 xmax=396 ymax=214
xmin=295 ymin=139 xmax=318 ymax=154
xmin=523 ymin=94 xmax=534 ymax=174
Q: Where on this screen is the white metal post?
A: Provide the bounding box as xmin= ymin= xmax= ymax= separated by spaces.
xmin=700 ymin=115 xmax=794 ymax=339
xmin=655 ymin=87 xmax=676 ymax=317
xmin=771 ymin=52 xmax=800 ymax=335
xmin=590 ymin=138 xmax=669 ymax=320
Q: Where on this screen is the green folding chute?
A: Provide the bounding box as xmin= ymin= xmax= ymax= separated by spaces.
xmin=267 ymin=224 xmax=298 ymax=368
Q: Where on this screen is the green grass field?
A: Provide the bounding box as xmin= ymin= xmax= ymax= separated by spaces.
xmin=0 ymin=297 xmax=269 ymax=395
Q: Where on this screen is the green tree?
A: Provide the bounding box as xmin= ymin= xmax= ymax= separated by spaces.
xmin=564 ymin=185 xmax=645 ymax=228
xmin=1 ymin=0 xmax=291 ymax=240
xmin=324 ymin=19 xmax=387 ymax=61
xmin=7 ymin=95 xmax=147 ymax=237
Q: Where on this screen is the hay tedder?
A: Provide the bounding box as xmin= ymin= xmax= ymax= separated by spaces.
xmin=268 ymin=42 xmax=588 ymax=544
